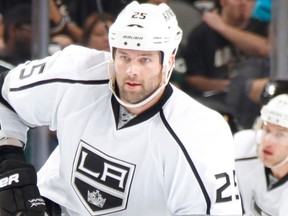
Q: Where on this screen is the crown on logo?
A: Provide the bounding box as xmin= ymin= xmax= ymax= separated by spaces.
xmin=87 ymin=190 xmax=106 ymax=208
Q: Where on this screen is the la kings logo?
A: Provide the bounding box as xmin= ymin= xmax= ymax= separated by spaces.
xmin=72 ymin=140 xmax=136 ymax=215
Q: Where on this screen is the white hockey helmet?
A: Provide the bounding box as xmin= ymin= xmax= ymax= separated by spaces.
xmin=108 ymin=1 xmax=182 ymax=109
xmin=260 ymin=94 xmax=288 ymax=128
xmin=109 ymin=1 xmax=183 ymax=67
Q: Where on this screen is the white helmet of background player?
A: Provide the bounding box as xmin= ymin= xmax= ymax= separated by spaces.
xmin=259 ymin=94 xmax=288 ymax=168
xmin=261 ymin=94 xmax=288 ymax=128
xmin=108 ymin=1 xmax=183 ymax=108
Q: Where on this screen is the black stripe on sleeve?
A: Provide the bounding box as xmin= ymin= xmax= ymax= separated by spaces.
xmin=235 ymin=156 xmax=258 ymax=162
xmin=159 ymin=110 xmax=211 ymax=214
xmin=9 ymin=78 xmax=109 ymax=92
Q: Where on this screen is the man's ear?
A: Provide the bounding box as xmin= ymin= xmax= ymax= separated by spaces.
xmin=162 ymin=54 xmax=175 ymax=82
xmin=168 ymin=54 xmax=176 ymax=71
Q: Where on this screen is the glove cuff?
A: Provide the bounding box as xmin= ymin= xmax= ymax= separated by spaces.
xmin=0 ymin=145 xmax=25 ymax=163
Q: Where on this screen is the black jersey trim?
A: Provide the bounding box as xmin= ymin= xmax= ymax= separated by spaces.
xmin=9 ymin=78 xmax=109 ymax=92
xmin=159 ymin=110 xmax=211 ymax=215
xmin=235 ymin=156 xmax=258 ymax=162
xmin=265 ymin=167 xmax=288 ymax=190
xmin=112 ymin=84 xmax=173 ymax=130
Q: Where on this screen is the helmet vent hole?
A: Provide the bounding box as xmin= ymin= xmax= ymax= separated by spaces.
xmin=124 ymin=42 xmax=128 ymax=46
xmin=137 ymin=43 xmax=140 ymax=47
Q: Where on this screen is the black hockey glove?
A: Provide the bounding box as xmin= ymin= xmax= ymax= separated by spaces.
xmin=0 ymin=146 xmax=46 ymax=216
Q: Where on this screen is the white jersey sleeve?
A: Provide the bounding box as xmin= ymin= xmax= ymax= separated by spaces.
xmin=234 ymin=129 xmax=258 ymax=159
xmin=0 ymin=102 xmax=28 ymax=143
xmin=1 ymin=45 xmax=111 ymax=129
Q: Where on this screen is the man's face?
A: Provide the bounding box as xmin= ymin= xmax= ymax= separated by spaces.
xmin=114 ymin=48 xmax=165 ymax=105
xmin=222 ymin=0 xmax=255 ymax=23
xmin=88 ymin=20 xmax=113 ymax=51
xmin=258 ymin=122 xmax=288 ymax=167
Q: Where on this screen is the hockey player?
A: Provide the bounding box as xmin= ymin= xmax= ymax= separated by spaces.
xmin=234 ymin=94 xmax=288 ymax=215
xmin=0 ymin=1 xmax=242 ymax=215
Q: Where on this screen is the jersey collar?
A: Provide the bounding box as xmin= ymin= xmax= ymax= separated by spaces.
xmin=265 ymin=167 xmax=288 ymax=190
xmin=111 ymin=84 xmax=173 ymax=130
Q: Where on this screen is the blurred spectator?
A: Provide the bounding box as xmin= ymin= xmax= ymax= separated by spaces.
xmin=226 ymin=57 xmax=270 ymax=131
xmin=251 ymin=0 xmax=271 ymax=23
xmin=81 ymin=12 xmax=115 ymax=51
xmin=0 ymin=4 xmax=33 ymax=71
xmin=0 ymin=0 xmax=31 ymax=52
xmin=49 ymin=0 xmax=82 ymax=44
xmin=248 ymin=77 xmax=269 ymax=103
xmin=66 ymin=0 xmax=132 ymax=28
xmin=225 ymin=0 xmax=272 ymax=129
xmin=244 ymin=0 xmax=271 ymax=105
xmin=0 ymin=0 xmax=79 ymax=55
xmin=193 ymin=1 xmax=218 ymax=14
xmin=226 ymin=56 xmax=269 ymax=129
xmin=245 ymin=0 xmax=271 ymax=37
xmin=0 ymin=0 xmax=31 ymax=13
xmin=182 ymin=0 xmax=256 ymax=116
xmin=203 ymin=0 xmax=269 ymax=57
xmin=0 ymin=13 xmax=4 ymax=51
xmin=144 ymin=0 xmax=168 ymax=4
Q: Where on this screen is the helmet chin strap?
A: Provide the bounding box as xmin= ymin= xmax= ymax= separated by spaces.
xmin=109 ymin=80 xmax=167 ymax=109
xmin=108 ymin=61 xmax=174 ymax=109
xmin=265 ymin=155 xmax=288 ymax=169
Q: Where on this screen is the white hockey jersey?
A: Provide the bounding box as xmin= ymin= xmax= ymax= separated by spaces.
xmin=1 ymin=45 xmax=242 ymax=215
xmin=234 ymin=130 xmax=288 ymax=216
